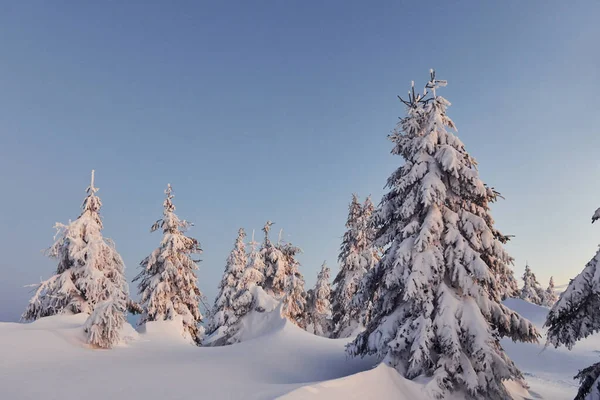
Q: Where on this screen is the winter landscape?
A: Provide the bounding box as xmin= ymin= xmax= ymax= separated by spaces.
xmin=1 ymin=3 xmax=599 ymax=400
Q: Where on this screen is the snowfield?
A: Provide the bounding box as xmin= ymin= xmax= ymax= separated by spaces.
xmin=0 ymin=299 xmax=597 ymax=400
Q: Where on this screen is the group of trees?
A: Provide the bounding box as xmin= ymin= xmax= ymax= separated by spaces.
xmin=545 ymin=206 xmax=600 ymax=399
xmin=519 ymin=264 xmax=558 ymax=307
xmin=205 ymin=222 xmax=311 ymax=345
xmin=207 ymin=193 xmax=380 ymax=344
xmin=23 ymin=177 xmax=205 ymax=347
xmin=22 ymin=69 xmax=599 ymax=400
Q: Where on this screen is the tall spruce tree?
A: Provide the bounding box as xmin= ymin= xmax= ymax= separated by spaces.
xmin=133 ymin=184 xmax=204 ymax=345
xmin=23 ymin=171 xmax=128 ymax=348
xmin=348 ymin=71 xmax=538 ymax=399
xmin=545 ymin=207 xmax=600 ymax=400
xmin=331 ymin=194 xmax=378 ymax=338
xmin=207 ymin=228 xmax=247 ymax=338
xmin=520 ymin=264 xmax=545 ymax=306
xmin=306 ymin=262 xmax=332 ymax=337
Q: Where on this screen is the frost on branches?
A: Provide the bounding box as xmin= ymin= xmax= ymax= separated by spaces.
xmin=519 ymin=264 xmax=546 ymax=306
xmin=305 ymin=262 xmax=332 ymax=337
xmin=279 ymin=241 xmax=307 ymax=328
xmin=545 ymin=208 xmax=600 ymax=399
xmin=206 ymin=231 xmax=266 ymax=346
xmin=23 ymin=171 xmax=128 ymax=350
xmin=347 ymin=71 xmax=538 ymax=400
xmin=207 ymin=228 xmax=248 ymax=339
xmin=331 ymin=194 xmax=379 ymax=338
xmin=261 ymin=222 xmax=307 ymax=328
xmin=85 ymin=298 xmax=126 ymax=348
xmin=133 ymin=184 xmax=204 ymax=345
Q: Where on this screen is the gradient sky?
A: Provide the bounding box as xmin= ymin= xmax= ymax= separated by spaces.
xmin=0 ymin=1 xmax=598 ymax=322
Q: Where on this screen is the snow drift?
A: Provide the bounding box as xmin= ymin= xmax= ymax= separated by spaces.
xmin=0 ymin=298 xmax=598 ymax=399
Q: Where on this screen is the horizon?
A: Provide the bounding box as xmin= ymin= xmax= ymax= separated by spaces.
xmin=1 ymin=1 xmax=599 ymax=322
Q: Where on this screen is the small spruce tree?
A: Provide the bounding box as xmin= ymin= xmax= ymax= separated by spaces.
xmin=331 ymin=194 xmax=378 ymax=338
xmin=133 ymin=184 xmax=204 ymax=345
xmin=545 ymin=208 xmax=600 ymax=399
xmin=261 ymin=222 xmax=288 ymax=299
xmin=305 ymin=262 xmax=332 ymax=336
xmin=543 ymin=276 xmax=558 ymax=307
xmin=520 ymin=264 xmax=545 ymax=306
xmin=207 ymin=228 xmax=248 ymax=338
xmin=23 ymin=171 xmax=128 ymax=350
xmin=348 ymin=71 xmax=538 ymax=399
xmin=279 ymin=240 xmax=307 ymax=328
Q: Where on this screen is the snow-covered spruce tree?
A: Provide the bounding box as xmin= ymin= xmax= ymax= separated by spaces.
xmin=279 ymin=240 xmax=307 ymax=328
xmin=207 ymin=228 xmax=247 ymax=338
xmin=347 ymin=71 xmax=538 ymax=399
xmin=239 ymin=230 xmax=265 ymax=292
xmin=305 ymin=262 xmax=332 ymax=336
xmin=260 ymin=222 xmax=307 ymax=327
xmin=207 ymin=231 xmax=266 ymax=346
xmin=133 ymin=184 xmax=204 ymax=345
xmin=23 ymin=171 xmax=128 ymax=348
xmin=545 ymin=208 xmax=600 ymax=400
xmin=331 ymin=194 xmax=379 ymax=338
xmin=519 ymin=264 xmax=545 ymax=306
xmin=261 ymin=221 xmax=287 ymax=299
xmin=543 ymin=276 xmax=558 ymax=307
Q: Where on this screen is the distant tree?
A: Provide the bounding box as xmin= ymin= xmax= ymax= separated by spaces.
xmin=207 ymin=228 xmax=247 ymax=338
xmin=520 ymin=264 xmax=545 ymax=305
xmin=331 ymin=194 xmax=378 ymax=338
xmin=348 ymin=71 xmax=538 ymax=399
xmin=260 ymin=222 xmax=307 ymax=327
xmin=133 ymin=184 xmax=204 ymax=345
xmin=305 ymin=262 xmax=332 ymax=336
xmin=261 ymin=222 xmax=287 ymax=299
xmin=205 ymin=231 xmax=266 ymax=346
xmin=542 ymin=276 xmax=558 ymax=307
xmin=23 ymin=171 xmax=128 ymax=348
xmin=545 ymin=207 xmax=600 ymax=400
xmin=279 ymin=240 xmax=307 ymax=328
xmin=238 ymin=230 xmax=265 ymax=292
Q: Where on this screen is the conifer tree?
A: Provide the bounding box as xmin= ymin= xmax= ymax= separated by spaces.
xmin=545 ymin=208 xmax=600 ymax=399
xmin=241 ymin=232 xmax=265 ymax=289
xmin=543 ymin=276 xmax=558 ymax=307
xmin=279 ymin=240 xmax=307 ymax=328
xmin=232 ymin=231 xmax=266 ymax=317
xmin=331 ymin=194 xmax=378 ymax=338
xmin=348 ymin=71 xmax=538 ymax=399
xmin=261 ymin=222 xmax=287 ymax=299
xmin=305 ymin=262 xmax=332 ymax=336
xmin=520 ymin=264 xmax=545 ymax=306
xmin=207 ymin=228 xmax=247 ymax=338
xmin=23 ymin=171 xmax=128 ymax=348
xmin=206 ymin=231 xmax=265 ymax=346
xmin=260 ymin=222 xmax=307 ymax=327
xmin=133 ymin=184 xmax=204 ymax=345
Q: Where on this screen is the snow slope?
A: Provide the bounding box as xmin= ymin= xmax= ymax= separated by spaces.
xmin=0 ymin=311 xmax=375 ymax=400
xmin=1 ymin=299 xmax=597 ymax=400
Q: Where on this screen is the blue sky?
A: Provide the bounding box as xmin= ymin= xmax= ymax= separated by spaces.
xmin=0 ymin=1 xmax=598 ymax=322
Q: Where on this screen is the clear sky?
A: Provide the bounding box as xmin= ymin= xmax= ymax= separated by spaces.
xmin=0 ymin=1 xmax=598 ymax=322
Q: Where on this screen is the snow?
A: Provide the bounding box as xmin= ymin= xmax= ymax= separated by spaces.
xmin=1 ymin=298 xmax=598 ymax=399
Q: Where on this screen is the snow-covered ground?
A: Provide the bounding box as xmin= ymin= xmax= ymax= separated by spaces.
xmin=0 ymin=299 xmax=597 ymax=400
